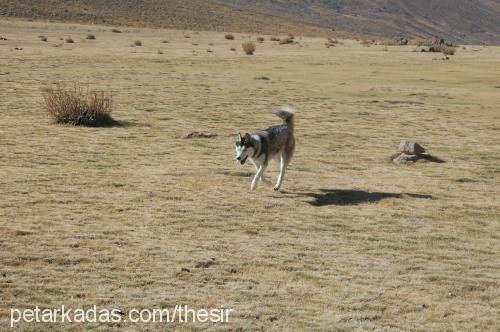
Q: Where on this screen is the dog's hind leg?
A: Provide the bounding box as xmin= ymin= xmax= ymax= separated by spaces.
xmin=274 ymin=154 xmax=288 ymax=191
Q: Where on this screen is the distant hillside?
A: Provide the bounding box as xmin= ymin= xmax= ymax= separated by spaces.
xmin=0 ymin=0 xmax=336 ymax=37
xmin=215 ymin=0 xmax=500 ymax=45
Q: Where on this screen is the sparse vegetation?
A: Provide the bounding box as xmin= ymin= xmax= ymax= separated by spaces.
xmin=225 ymin=34 xmax=234 ymax=40
xmin=42 ymin=84 xmax=114 ymax=126
xmin=133 ymin=40 xmax=142 ymax=46
xmin=65 ymin=37 xmax=74 ymax=43
xmin=256 ymin=36 xmax=264 ymax=43
xmin=270 ymin=36 xmax=280 ymax=42
xmin=86 ymin=34 xmax=95 ymax=40
xmin=184 ymin=34 xmax=191 ymax=38
xmin=40 ymin=36 xmax=47 ymax=42
xmin=230 ymin=47 xmax=236 ymax=51
xmin=111 ymin=28 xmax=121 ymax=33
xmin=242 ymin=41 xmax=256 ymax=55
xmin=157 ymin=49 xmax=163 ymax=54
xmin=161 ymin=40 xmax=169 ymax=43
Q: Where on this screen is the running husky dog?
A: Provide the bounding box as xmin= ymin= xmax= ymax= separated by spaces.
xmin=235 ymin=106 xmax=295 ymax=191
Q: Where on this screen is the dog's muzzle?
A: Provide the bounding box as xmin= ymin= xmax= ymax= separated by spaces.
xmin=237 ymin=156 xmax=248 ymax=165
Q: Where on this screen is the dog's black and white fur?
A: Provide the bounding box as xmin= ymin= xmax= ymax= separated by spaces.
xmin=235 ymin=106 xmax=295 ymax=191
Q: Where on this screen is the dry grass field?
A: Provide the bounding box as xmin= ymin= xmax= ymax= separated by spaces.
xmin=1 ymin=19 xmax=499 ymax=331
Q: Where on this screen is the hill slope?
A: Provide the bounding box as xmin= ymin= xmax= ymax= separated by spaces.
xmin=0 ymin=0 xmax=334 ymax=37
xmin=216 ymin=0 xmax=500 ymax=44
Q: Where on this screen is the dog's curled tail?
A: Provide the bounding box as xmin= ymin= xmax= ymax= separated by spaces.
xmin=272 ymin=105 xmax=296 ymax=130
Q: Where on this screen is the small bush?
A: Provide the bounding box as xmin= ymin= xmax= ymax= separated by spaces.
xmin=161 ymin=40 xmax=169 ymax=43
xmin=40 ymin=36 xmax=47 ymax=42
xmin=270 ymin=37 xmax=280 ymax=42
xmin=111 ymin=29 xmax=122 ymax=33
xmin=256 ymin=37 xmax=264 ymax=43
xmin=86 ymin=34 xmax=95 ymax=40
xmin=134 ymin=40 xmax=142 ymax=46
xmin=225 ymin=34 xmax=234 ymax=40
xmin=242 ymin=41 xmax=256 ymax=55
xmin=441 ymin=46 xmax=456 ymax=55
xmin=325 ymin=37 xmax=338 ymax=48
xmin=279 ymin=37 xmax=294 ymax=45
xmin=230 ymin=47 xmax=236 ymax=51
xmin=184 ymin=34 xmax=191 ymax=38
xmin=43 ymin=84 xmax=114 ymax=127
xmin=65 ymin=38 xmax=74 ymax=43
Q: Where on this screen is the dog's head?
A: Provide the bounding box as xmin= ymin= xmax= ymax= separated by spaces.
xmin=235 ymin=133 xmax=254 ymax=165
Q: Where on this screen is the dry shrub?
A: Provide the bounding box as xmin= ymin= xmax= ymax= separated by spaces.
xmin=65 ymin=38 xmax=74 ymax=43
xmin=279 ymin=37 xmax=294 ymax=45
xmin=230 ymin=47 xmax=236 ymax=51
xmin=86 ymin=34 xmax=95 ymax=40
xmin=184 ymin=34 xmax=191 ymax=38
xmin=270 ymin=36 xmax=280 ymax=42
xmin=40 ymin=36 xmax=47 ymax=42
xmin=325 ymin=37 xmax=339 ymax=47
xmin=360 ymin=39 xmax=374 ymax=47
xmin=242 ymin=41 xmax=256 ymax=55
xmin=111 ymin=29 xmax=122 ymax=33
xmin=225 ymin=34 xmax=234 ymax=40
xmin=43 ymin=84 xmax=115 ymax=126
xmin=256 ymin=37 xmax=265 ymax=43
xmin=134 ymin=40 xmax=142 ymax=46
xmin=378 ymin=37 xmax=408 ymax=46
xmin=441 ymin=46 xmax=456 ymax=55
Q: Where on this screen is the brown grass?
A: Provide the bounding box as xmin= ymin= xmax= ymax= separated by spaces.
xmin=42 ymin=84 xmax=114 ymax=126
xmin=242 ymin=41 xmax=256 ymax=55
xmin=1 ymin=19 xmax=499 ymax=332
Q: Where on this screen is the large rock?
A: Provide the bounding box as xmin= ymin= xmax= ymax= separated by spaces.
xmin=399 ymin=140 xmax=426 ymax=155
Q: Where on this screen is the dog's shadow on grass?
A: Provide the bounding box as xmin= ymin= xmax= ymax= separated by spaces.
xmin=282 ymin=189 xmax=433 ymax=206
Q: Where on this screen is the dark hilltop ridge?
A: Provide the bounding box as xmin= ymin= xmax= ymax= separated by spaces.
xmin=1 ymin=0 xmax=500 ymax=44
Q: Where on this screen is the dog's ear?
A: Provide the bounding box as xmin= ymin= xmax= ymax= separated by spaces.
xmin=236 ymin=132 xmax=242 ymax=142
xmin=244 ymin=133 xmax=251 ymax=140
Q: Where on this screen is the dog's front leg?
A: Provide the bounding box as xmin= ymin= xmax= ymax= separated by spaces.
xmin=274 ymin=156 xmax=287 ymax=191
xmin=251 ymin=165 xmax=266 ymax=190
